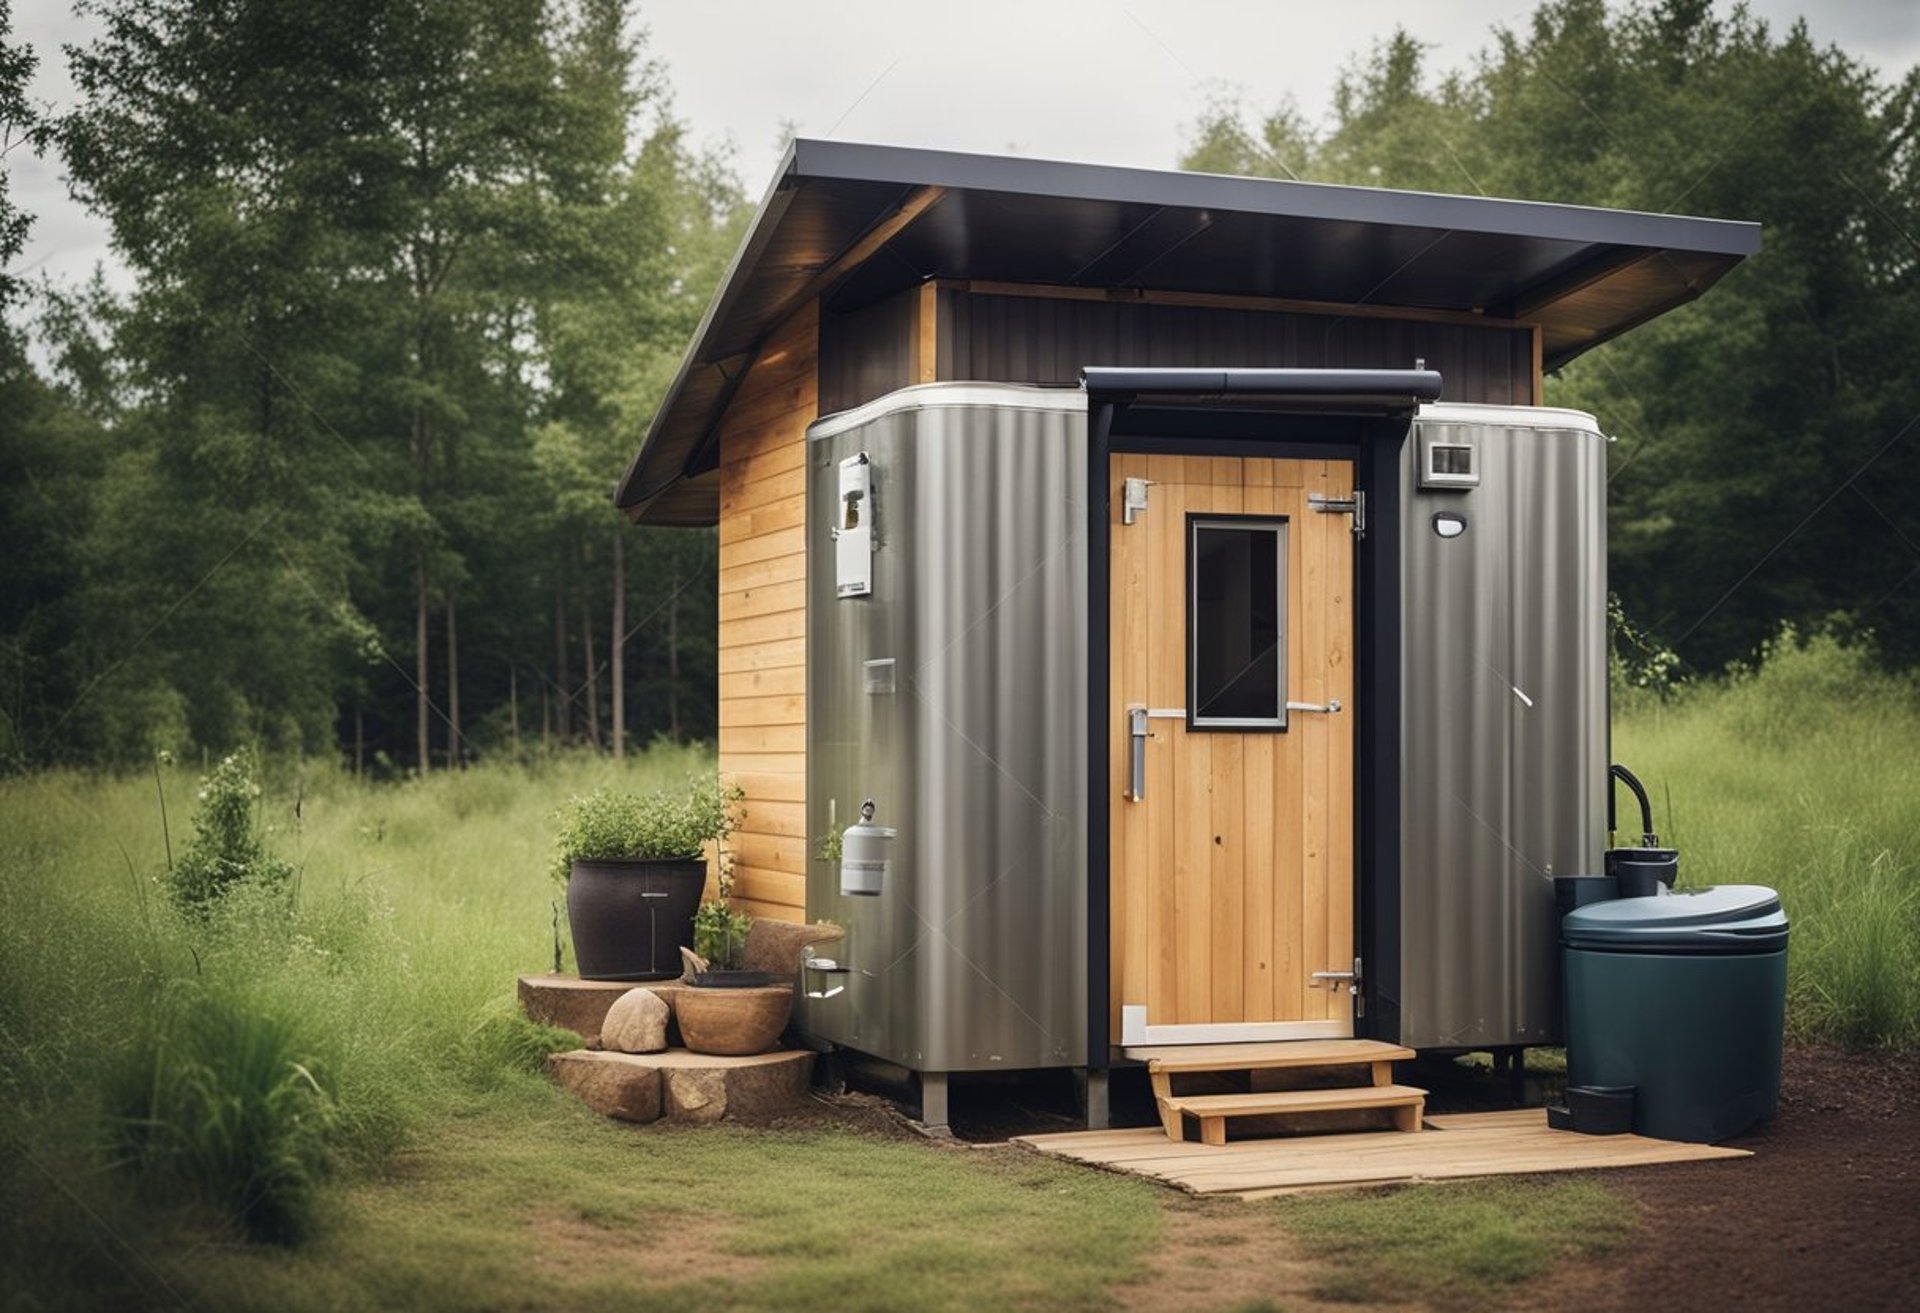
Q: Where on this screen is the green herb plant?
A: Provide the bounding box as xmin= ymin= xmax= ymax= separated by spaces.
xmin=549 ymin=775 xmax=743 ymax=882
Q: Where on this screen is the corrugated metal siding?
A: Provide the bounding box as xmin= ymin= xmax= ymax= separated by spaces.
xmin=936 ymin=290 xmax=1532 ymax=405
xmin=818 ymin=288 xmax=919 ymax=415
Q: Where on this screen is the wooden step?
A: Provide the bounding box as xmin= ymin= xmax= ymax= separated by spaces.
xmin=1134 ymin=1039 xmax=1415 ymax=1075
xmin=1161 ymin=1083 xmax=1429 ymax=1145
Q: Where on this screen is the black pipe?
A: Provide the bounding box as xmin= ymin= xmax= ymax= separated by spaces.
xmin=1608 ymin=763 xmax=1658 ymax=847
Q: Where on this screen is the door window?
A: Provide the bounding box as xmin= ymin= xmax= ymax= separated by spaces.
xmin=1188 ymin=517 xmax=1287 ymax=730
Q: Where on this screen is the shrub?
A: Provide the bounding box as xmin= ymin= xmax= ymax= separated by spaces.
xmin=111 ymin=988 xmax=335 ymax=1244
xmin=163 ymin=751 xmax=293 ymax=915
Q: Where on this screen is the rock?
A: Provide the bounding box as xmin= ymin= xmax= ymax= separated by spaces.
xmin=600 ymin=987 xmax=670 ymax=1053
xmin=675 ymin=985 xmax=794 ymax=1056
xmin=663 ymin=1065 xmax=729 ymax=1123
xmin=545 ymin=1050 xmax=663 ymax=1123
xmin=742 ymin=921 xmax=846 ymax=976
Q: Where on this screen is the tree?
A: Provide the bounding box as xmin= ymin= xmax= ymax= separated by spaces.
xmin=1183 ymin=1 xmax=1920 ymax=670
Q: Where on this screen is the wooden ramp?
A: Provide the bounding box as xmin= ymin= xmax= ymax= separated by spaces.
xmin=1013 ymin=1108 xmax=1750 ymax=1199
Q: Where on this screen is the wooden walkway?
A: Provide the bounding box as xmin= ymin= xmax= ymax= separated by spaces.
xmin=1012 ymin=1108 xmax=1750 ymax=1199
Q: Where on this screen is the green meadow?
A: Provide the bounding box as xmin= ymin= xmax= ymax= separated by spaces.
xmin=1 ymin=634 xmax=1914 ymax=1307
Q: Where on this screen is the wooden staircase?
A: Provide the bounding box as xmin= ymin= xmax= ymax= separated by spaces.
xmin=1130 ymin=1039 xmax=1424 ymax=1146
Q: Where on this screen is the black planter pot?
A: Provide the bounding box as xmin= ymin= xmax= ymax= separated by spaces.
xmin=566 ymin=857 xmax=706 ymax=981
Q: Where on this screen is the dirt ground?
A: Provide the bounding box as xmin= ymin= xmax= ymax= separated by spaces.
xmin=1535 ymin=1043 xmax=1920 ymax=1311
xmin=784 ymin=1045 xmax=1920 ymax=1310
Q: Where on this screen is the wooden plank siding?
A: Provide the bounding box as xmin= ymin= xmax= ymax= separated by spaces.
xmin=714 ymin=300 xmax=818 ymax=921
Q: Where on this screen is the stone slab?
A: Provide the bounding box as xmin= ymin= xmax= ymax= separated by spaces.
xmin=546 ymin=1050 xmax=662 ymax=1123
xmin=518 ymin=974 xmax=696 ymax=1043
xmin=546 ymin=1048 xmax=815 ymax=1125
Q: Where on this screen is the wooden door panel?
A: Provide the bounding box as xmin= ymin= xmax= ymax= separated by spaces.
xmin=1110 ymin=454 xmax=1356 ymax=1039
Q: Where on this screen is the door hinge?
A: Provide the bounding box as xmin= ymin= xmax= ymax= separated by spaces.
xmin=1122 ymin=477 xmax=1152 ymax=526
xmin=1309 ymin=490 xmax=1366 ymax=538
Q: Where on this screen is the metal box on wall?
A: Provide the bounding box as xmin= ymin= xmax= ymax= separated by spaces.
xmin=1397 ymin=404 xmax=1611 ymax=1050
xmin=802 ymin=384 xmax=1089 ymax=1073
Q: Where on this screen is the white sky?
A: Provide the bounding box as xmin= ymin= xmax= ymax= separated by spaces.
xmin=8 ymin=0 xmax=1919 ymax=301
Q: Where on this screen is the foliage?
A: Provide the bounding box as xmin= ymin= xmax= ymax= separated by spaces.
xmin=1269 ymin=1178 xmax=1634 ymax=1304
xmin=0 ymin=0 xmax=38 ymax=309
xmin=0 ymin=0 xmax=742 ymax=773
xmin=1184 ymin=1 xmax=1920 ymax=674
xmin=1615 ymin=628 xmax=1920 ymax=1047
xmin=110 ymin=987 xmax=336 ymax=1244
xmin=163 ymin=750 xmax=294 ymax=915
xmin=549 ymin=774 xmax=742 ymax=880
xmin=0 ymin=744 xmax=714 ymax=1274
xmin=694 ymin=899 xmax=753 ymax=969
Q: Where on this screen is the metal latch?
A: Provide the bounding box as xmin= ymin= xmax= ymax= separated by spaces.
xmin=1309 ymin=490 xmax=1367 ymax=538
xmin=1122 ymin=477 xmax=1152 ymax=526
xmin=1311 ymin=956 xmax=1364 ymax=996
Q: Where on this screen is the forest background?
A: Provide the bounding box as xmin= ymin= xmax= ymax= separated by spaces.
xmin=1 ymin=0 xmax=1916 ymax=775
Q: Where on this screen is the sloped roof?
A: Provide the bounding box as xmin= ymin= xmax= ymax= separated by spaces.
xmin=617 ymin=139 xmax=1759 ymax=523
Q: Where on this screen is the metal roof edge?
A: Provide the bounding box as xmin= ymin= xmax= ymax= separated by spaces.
xmin=791 ymin=139 xmax=1762 ymax=258
xmin=613 ymin=140 xmax=806 ymax=510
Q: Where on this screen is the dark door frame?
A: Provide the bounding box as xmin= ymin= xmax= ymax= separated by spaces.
xmin=1083 ymin=376 xmax=1431 ymax=1068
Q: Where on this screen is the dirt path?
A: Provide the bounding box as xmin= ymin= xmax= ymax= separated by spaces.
xmin=1537 ymin=1044 xmax=1920 ymax=1311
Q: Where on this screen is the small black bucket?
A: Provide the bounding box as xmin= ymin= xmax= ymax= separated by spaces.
xmin=1607 ymin=846 xmax=1680 ymax=898
xmin=1607 ymin=763 xmax=1678 ymax=897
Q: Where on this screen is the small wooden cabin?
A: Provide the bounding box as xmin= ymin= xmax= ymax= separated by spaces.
xmin=615 ymin=141 xmax=1756 ymax=1113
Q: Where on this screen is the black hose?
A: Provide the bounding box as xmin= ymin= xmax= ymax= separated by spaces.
xmin=1608 ymin=763 xmax=1658 ymax=847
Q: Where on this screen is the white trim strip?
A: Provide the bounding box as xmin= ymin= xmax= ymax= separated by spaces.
xmin=808 ymin=381 xmax=1087 ymax=440
xmin=1120 ymin=1005 xmax=1351 ymax=1047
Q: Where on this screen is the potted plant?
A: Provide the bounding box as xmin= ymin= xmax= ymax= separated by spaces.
xmin=552 ymin=776 xmax=741 ymax=981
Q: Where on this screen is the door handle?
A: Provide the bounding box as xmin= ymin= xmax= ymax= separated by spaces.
xmin=1127 ymin=706 xmax=1148 ymax=801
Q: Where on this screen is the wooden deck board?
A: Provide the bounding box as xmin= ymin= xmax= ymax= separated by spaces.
xmin=1013 ymin=1109 xmax=1750 ymax=1198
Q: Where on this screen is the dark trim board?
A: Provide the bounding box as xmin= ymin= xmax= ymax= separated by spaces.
xmin=1085 ymin=373 xmax=1420 ymax=1060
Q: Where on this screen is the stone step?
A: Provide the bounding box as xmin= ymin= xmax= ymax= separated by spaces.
xmin=546 ymin=1047 xmax=814 ymax=1125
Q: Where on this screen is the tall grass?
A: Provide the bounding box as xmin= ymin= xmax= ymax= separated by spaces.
xmin=1614 ymin=630 xmax=1920 ymax=1048
xmin=0 ymin=744 xmax=712 ymax=1263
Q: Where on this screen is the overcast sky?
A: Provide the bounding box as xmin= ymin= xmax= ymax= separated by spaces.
xmin=8 ymin=0 xmax=1919 ymax=299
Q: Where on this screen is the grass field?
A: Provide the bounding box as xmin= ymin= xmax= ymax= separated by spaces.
xmin=1612 ymin=632 xmax=1920 ymax=1049
xmin=2 ymin=632 xmax=1913 ymax=1306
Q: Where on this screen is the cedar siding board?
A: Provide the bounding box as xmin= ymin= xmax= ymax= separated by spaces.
xmin=715 ymin=301 xmax=817 ymax=922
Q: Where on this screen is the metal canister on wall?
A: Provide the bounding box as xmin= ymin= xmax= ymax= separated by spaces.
xmin=839 ymin=799 xmax=895 ymax=897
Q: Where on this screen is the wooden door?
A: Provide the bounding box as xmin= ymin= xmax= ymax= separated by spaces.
xmin=1110 ymin=454 xmax=1357 ymax=1046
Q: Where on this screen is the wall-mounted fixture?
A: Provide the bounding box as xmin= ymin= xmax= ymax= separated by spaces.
xmin=1418 ymin=431 xmax=1480 ymax=489
xmin=840 ymin=798 xmax=895 ymax=896
xmin=1432 ymin=512 xmax=1468 ymax=539
xmin=835 ymin=452 xmax=873 ymax=596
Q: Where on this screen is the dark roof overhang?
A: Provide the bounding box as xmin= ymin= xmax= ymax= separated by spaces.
xmin=617 ymin=139 xmax=1759 ymax=523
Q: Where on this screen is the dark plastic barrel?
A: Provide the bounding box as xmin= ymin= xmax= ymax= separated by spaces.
xmin=1563 ymin=885 xmax=1788 ymax=1143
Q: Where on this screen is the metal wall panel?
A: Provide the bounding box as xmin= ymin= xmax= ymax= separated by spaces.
xmin=802 ymin=384 xmax=1089 ymax=1072
xmin=938 ymin=290 xmax=1532 ymax=404
xmin=1397 ymin=405 xmax=1610 ymax=1049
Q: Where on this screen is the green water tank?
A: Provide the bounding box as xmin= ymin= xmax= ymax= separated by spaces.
xmin=1563 ymin=885 xmax=1788 ymax=1143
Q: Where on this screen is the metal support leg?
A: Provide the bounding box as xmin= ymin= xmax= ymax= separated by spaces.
xmin=918 ymin=1071 xmax=949 ymax=1130
xmin=1076 ymin=1069 xmax=1110 ymax=1130
xmin=1509 ymin=1046 xmax=1528 ymax=1107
